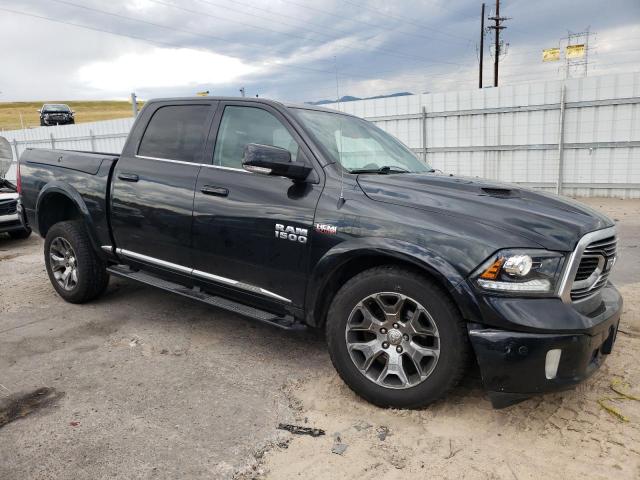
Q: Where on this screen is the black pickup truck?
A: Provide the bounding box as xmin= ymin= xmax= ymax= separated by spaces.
xmin=38 ymin=104 xmax=75 ymax=126
xmin=18 ymin=97 xmax=622 ymax=408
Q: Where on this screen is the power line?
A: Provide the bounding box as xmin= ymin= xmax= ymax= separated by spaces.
xmin=276 ymin=0 xmax=473 ymax=46
xmin=53 ymin=0 xmax=464 ymax=75
xmin=146 ymin=0 xmax=467 ymax=67
xmin=193 ymin=0 xmax=472 ymax=47
xmin=0 ymin=4 xmax=469 ymax=91
xmin=339 ymin=0 xmax=474 ymax=42
xmin=48 ymin=0 xmax=245 ymax=48
xmin=0 ymin=6 xmax=365 ymax=82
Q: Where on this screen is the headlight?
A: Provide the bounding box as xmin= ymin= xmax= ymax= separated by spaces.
xmin=473 ymin=249 xmax=565 ymax=295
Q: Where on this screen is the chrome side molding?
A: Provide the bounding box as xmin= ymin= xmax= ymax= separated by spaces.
xmin=114 ymin=248 xmax=291 ymax=303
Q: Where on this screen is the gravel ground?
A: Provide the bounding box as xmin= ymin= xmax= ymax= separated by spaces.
xmin=0 ymin=197 xmax=639 ymax=480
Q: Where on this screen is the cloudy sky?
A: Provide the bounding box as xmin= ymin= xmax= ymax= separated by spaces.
xmin=1 ymin=0 xmax=639 ymax=103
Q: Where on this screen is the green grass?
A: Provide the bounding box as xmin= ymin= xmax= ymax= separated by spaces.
xmin=0 ymin=101 xmax=144 ymax=131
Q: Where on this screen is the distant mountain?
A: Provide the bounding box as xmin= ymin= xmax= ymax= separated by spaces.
xmin=306 ymin=91 xmax=413 ymax=105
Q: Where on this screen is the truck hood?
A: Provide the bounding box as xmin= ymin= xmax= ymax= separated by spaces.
xmin=357 ymin=173 xmax=613 ymax=251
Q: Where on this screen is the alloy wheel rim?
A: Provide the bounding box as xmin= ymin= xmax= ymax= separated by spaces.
xmin=345 ymin=292 xmax=440 ymax=389
xmin=49 ymin=237 xmax=79 ymax=291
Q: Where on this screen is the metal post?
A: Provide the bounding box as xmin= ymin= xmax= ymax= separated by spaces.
xmin=131 ymin=92 xmax=138 ymax=117
xmin=89 ymin=129 xmax=96 ymax=152
xmin=421 ymin=106 xmax=427 ymax=162
xmin=493 ymin=0 xmax=500 ymax=87
xmin=50 ymin=133 xmax=56 ymax=150
xmin=12 ymin=139 xmax=19 ymax=161
xmin=556 ymin=84 xmax=566 ymax=195
xmin=479 ymin=3 xmax=485 ymax=88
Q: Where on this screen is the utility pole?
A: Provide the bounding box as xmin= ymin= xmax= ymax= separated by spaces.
xmin=479 ymin=3 xmax=485 ymax=88
xmin=488 ymin=0 xmax=508 ymax=87
xmin=131 ymin=92 xmax=138 ymax=117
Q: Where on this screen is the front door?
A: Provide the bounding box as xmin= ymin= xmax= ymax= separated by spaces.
xmin=191 ymin=102 xmax=323 ymax=307
xmin=111 ymin=102 xmax=216 ymax=269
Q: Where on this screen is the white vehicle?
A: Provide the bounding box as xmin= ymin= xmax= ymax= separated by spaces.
xmin=0 ymin=139 xmax=31 ymax=239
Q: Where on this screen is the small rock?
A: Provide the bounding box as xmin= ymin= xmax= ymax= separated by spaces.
xmin=353 ymin=421 xmax=372 ymax=431
xmin=377 ymin=426 xmax=390 ymax=441
xmin=332 ymin=443 xmax=348 ymax=455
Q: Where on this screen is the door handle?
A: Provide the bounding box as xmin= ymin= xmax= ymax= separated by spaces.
xmin=201 ymin=185 xmax=229 ymax=197
xmin=118 ymin=172 xmax=139 ymax=182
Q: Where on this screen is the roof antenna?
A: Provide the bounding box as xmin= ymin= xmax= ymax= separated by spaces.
xmin=335 ymin=56 xmax=346 ymax=208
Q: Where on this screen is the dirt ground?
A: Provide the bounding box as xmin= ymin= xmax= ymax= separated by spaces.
xmin=1 ymin=197 xmax=639 ymax=480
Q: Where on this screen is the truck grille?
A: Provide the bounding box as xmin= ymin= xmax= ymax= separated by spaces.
xmin=570 ymin=235 xmax=617 ymax=301
xmin=0 ymin=199 xmax=17 ymax=216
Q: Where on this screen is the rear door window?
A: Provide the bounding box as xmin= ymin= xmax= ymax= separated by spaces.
xmin=138 ymin=105 xmax=210 ymax=163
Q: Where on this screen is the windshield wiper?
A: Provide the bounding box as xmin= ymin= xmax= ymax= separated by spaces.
xmin=350 ymin=166 xmax=411 ymax=174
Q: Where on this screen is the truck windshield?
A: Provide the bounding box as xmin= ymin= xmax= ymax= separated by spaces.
xmin=292 ymin=108 xmax=430 ymax=173
xmin=43 ymin=105 xmax=70 ymax=112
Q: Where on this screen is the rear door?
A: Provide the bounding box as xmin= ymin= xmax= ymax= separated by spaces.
xmin=191 ymin=102 xmax=323 ymax=307
xmin=111 ymin=101 xmax=217 ymax=270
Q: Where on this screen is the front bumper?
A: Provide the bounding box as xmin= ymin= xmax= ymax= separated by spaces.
xmin=42 ymin=116 xmax=73 ymax=125
xmin=0 ymin=199 xmax=29 ymax=234
xmin=468 ymin=283 xmax=622 ymax=408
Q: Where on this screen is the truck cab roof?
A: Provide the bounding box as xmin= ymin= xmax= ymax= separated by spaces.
xmin=143 ymin=96 xmax=351 ymax=116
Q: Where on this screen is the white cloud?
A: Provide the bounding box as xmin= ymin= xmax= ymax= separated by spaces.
xmin=77 ymin=47 xmax=258 ymax=91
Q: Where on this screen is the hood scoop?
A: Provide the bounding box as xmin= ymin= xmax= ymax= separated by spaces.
xmin=480 ymin=187 xmax=518 ymax=198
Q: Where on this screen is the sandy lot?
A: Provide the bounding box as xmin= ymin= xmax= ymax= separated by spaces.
xmin=1 ymin=197 xmax=639 ymax=480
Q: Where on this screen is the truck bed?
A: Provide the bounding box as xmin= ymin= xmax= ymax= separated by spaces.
xmin=21 ymin=149 xmax=119 ymax=175
xmin=19 ymin=148 xmax=120 ymax=248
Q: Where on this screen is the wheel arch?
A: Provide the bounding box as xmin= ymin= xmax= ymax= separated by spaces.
xmin=305 ymin=238 xmax=480 ymax=328
xmin=35 ymin=183 xmax=100 ymax=251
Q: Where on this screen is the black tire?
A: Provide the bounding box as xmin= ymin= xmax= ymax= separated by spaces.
xmin=44 ymin=220 xmax=109 ymax=303
xmin=8 ymin=227 xmax=31 ymax=240
xmin=325 ymin=266 xmax=469 ymax=409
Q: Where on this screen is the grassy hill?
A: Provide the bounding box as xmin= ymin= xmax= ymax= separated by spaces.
xmin=0 ymin=101 xmax=144 ymax=131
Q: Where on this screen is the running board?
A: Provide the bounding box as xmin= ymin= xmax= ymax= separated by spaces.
xmin=107 ymin=265 xmax=304 ymax=330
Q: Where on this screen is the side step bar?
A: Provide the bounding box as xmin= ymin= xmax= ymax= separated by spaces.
xmin=107 ymin=265 xmax=305 ymax=331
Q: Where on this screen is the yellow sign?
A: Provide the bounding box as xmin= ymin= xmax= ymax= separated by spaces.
xmin=566 ymin=44 xmax=585 ymax=59
xmin=196 ymin=90 xmax=210 ymax=97
xmin=543 ymin=48 xmax=560 ymax=62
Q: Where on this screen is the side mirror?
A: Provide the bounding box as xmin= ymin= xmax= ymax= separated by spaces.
xmin=37 ymin=110 xmax=41 ymax=113
xmin=242 ymin=143 xmax=312 ymax=181
xmin=70 ymin=110 xmax=75 ymax=114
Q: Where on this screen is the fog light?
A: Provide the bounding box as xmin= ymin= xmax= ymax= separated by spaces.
xmin=545 ymin=349 xmax=562 ymax=379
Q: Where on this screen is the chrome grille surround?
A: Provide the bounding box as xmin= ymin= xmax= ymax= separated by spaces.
xmin=557 ymin=226 xmax=617 ymax=304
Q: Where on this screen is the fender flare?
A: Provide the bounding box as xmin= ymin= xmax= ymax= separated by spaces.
xmin=304 ymin=237 xmax=481 ymax=327
xmin=35 ymin=181 xmax=101 ymax=251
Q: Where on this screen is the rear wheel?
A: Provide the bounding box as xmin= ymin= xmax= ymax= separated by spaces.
xmin=326 ymin=266 xmax=469 ymax=408
xmin=44 ymin=221 xmax=109 ymax=303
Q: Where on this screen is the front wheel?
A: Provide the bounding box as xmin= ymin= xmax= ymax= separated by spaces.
xmin=44 ymin=221 xmax=109 ymax=303
xmin=326 ymin=266 xmax=469 ymax=409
